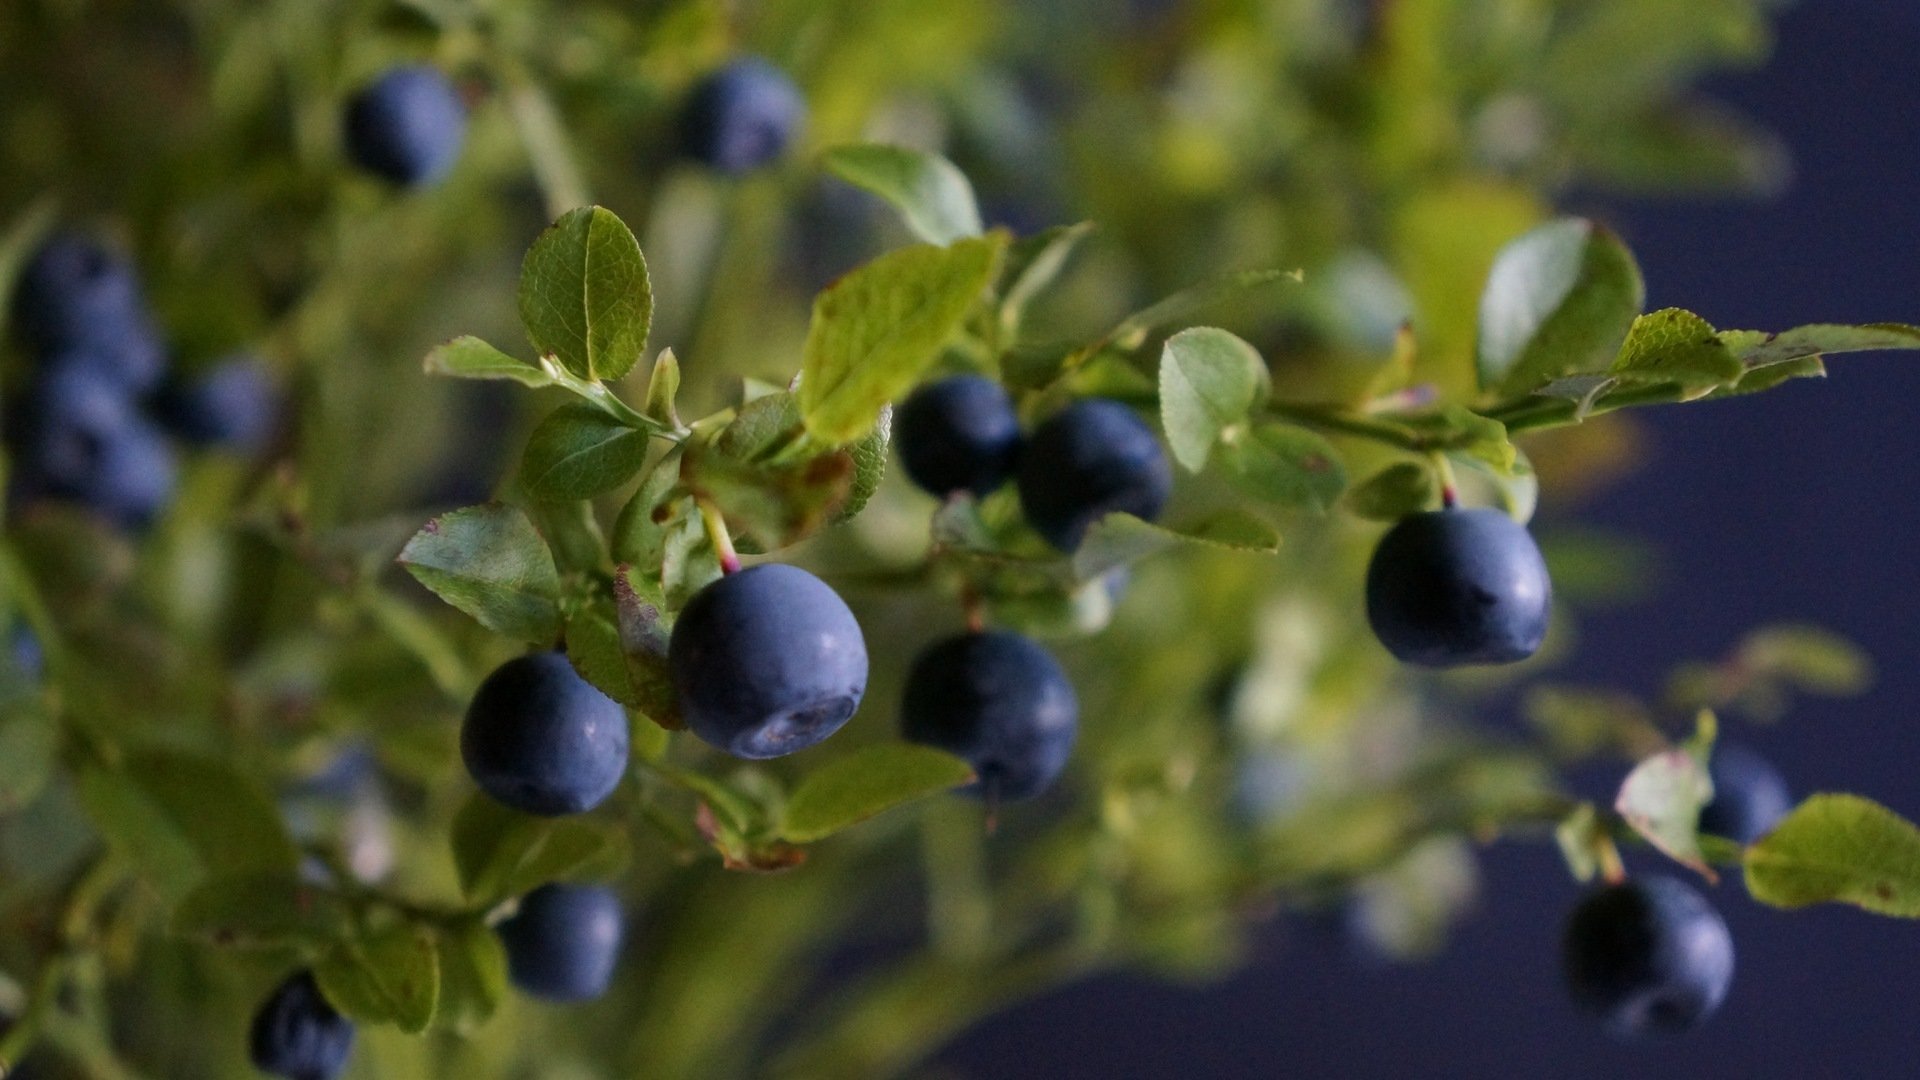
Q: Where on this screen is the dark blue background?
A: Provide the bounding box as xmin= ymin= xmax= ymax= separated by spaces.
xmin=945 ymin=5 xmax=1920 ymax=1076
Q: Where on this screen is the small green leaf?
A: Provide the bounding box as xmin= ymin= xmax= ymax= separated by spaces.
xmin=798 ymin=235 xmax=1006 ymax=444
xmin=610 ymin=447 xmax=686 ymax=569
xmin=645 ymin=347 xmax=683 ymax=428
xmin=1614 ymin=736 xmax=1716 ymax=881
xmin=518 ymin=206 xmax=653 ymax=383
xmin=1159 ymin=328 xmax=1271 ymax=472
xmin=686 ymin=443 xmax=854 ymax=553
xmin=450 ymin=794 xmax=631 ymax=909
xmin=1554 ymin=803 xmax=1606 ymax=883
xmin=1218 ymin=423 xmax=1348 ymax=513
xmin=565 ymin=581 xmax=679 ymax=730
xmin=398 ymin=504 xmax=563 ymax=647
xmin=824 ymin=144 xmax=983 ymax=246
xmin=1071 ymin=511 xmax=1281 ymax=581
xmin=315 ymin=921 xmax=441 ymax=1034
xmin=1000 ymin=222 xmax=1094 ymax=344
xmin=660 ymin=500 xmax=721 ymax=611
xmin=521 ymin=403 xmax=655 ymax=500
xmin=1476 ymin=218 xmax=1645 ymax=393
xmin=431 ymin=919 xmax=508 ymax=1032
xmin=1726 ymin=323 xmax=1920 ymax=369
xmin=173 ymin=873 xmax=353 ymax=951
xmin=1344 ymin=462 xmax=1438 ymax=522
xmin=836 ymin=407 xmax=891 ymax=524
xmin=781 ymin=745 xmax=976 ymax=843
xmin=1610 ymin=308 xmax=1742 ymax=389
xmin=1104 ymin=269 xmax=1301 ymax=353
xmin=1737 ymin=624 xmax=1873 ymax=696
xmin=1745 ymin=794 xmax=1920 ymax=916
xmin=423 ymin=336 xmax=554 ymax=389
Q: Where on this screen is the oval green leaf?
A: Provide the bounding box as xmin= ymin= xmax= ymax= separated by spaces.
xmin=1159 ymin=327 xmax=1271 ymax=472
xmin=521 ymin=403 xmax=655 ymax=500
xmin=1745 ymin=794 xmax=1920 ymax=917
xmin=1476 ymin=217 xmax=1644 ymax=394
xmin=824 ymin=144 xmax=984 ymax=246
xmin=518 ymin=206 xmax=653 ymax=383
xmin=782 ymin=744 xmax=977 ymax=844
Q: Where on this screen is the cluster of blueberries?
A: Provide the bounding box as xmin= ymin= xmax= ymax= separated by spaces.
xmin=6 ymin=233 xmax=277 ymax=529
xmin=340 ymin=54 xmax=805 ymax=192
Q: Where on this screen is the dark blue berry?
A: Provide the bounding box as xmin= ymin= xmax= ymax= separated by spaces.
xmin=667 ymin=564 xmax=868 ymax=759
xmin=13 ymin=359 xmax=177 ymax=527
xmin=1698 ymin=741 xmax=1792 ymax=845
xmin=344 ymin=66 xmax=467 ymax=186
xmin=461 ymin=653 xmax=630 ymax=816
xmin=900 ymin=631 xmax=1078 ymax=802
xmin=896 ymin=375 xmax=1022 ymax=499
xmin=1364 ymin=507 xmax=1550 ymax=667
xmin=160 ymin=356 xmax=279 ymax=450
xmin=10 ymin=233 xmax=166 ymax=391
xmin=1562 ymin=876 xmax=1734 ymax=1037
xmin=680 ymin=58 xmax=806 ymax=175
xmin=248 ymin=970 xmax=356 ymax=1080
xmin=1015 ymin=399 xmax=1173 ymax=551
xmin=497 ymin=883 xmax=625 ymax=1003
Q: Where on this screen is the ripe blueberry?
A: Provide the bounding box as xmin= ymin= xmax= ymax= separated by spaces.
xmin=1364 ymin=506 xmax=1550 ymax=667
xmin=344 ymin=66 xmax=467 ymax=187
xmin=13 ymin=360 xmax=177 ymax=527
xmin=160 ymin=356 xmax=279 ymax=450
xmin=900 ymin=631 xmax=1078 ymax=802
xmin=1015 ymin=399 xmax=1173 ymax=551
xmin=680 ymin=58 xmax=806 ymax=175
xmin=497 ymin=883 xmax=625 ymax=1003
xmin=1698 ymin=741 xmax=1792 ymax=845
xmin=896 ymin=375 xmax=1022 ymax=499
xmin=460 ymin=652 xmax=630 ymax=816
xmin=248 ymin=970 xmax=356 ymax=1080
xmin=667 ymin=564 xmax=868 ymax=759
xmin=1562 ymin=876 xmax=1734 ymax=1037
xmin=10 ymin=233 xmax=166 ymax=391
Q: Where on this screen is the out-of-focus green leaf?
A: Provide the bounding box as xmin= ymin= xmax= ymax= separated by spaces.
xmin=518 ymin=206 xmax=653 ymax=383
xmin=1746 ymin=794 xmax=1920 ymax=917
xmin=432 ymin=918 xmax=509 ymax=1032
xmin=78 ymin=750 xmax=299 ymax=899
xmin=799 ymin=235 xmax=1006 ymax=444
xmin=1104 ymin=269 xmax=1301 ymax=353
xmin=398 ymin=504 xmax=563 ymax=647
xmin=0 ymin=693 xmax=56 ymax=814
xmin=450 ymin=793 xmax=631 ymax=910
xmin=1072 ymin=511 xmax=1281 ymax=581
xmin=824 ymin=144 xmax=983 ymax=246
xmin=173 ymin=873 xmax=353 ymax=951
xmin=423 ymin=336 xmax=554 ymax=389
xmin=1000 ymin=222 xmax=1094 ymax=344
xmin=1218 ymin=423 xmax=1347 ymax=513
xmin=1159 ymin=327 xmax=1271 ymax=472
xmin=1344 ymin=462 xmax=1438 ymax=522
xmin=1476 ymin=218 xmax=1644 ymax=394
xmin=316 ymin=921 xmax=441 ymax=1034
xmin=1613 ymin=712 xmax=1716 ymax=880
xmin=782 ymin=745 xmax=976 ymax=843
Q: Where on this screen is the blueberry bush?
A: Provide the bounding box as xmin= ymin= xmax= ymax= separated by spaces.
xmin=2 ymin=1 xmax=1919 ymax=1077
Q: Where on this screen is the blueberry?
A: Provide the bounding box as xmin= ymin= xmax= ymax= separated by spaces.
xmin=680 ymin=58 xmax=806 ymax=175
xmin=896 ymin=375 xmax=1023 ymax=499
xmin=1698 ymin=741 xmax=1792 ymax=845
xmin=460 ymin=652 xmax=630 ymax=816
xmin=900 ymin=631 xmax=1078 ymax=802
xmin=12 ymin=360 xmax=177 ymax=526
xmin=9 ymin=233 xmax=167 ymax=391
xmin=1363 ymin=506 xmax=1550 ymax=667
xmin=248 ymin=970 xmax=356 ymax=1080
xmin=1562 ymin=876 xmax=1734 ymax=1037
xmin=667 ymin=564 xmax=868 ymax=759
xmin=160 ymin=356 xmax=279 ymax=450
xmin=343 ymin=66 xmax=467 ymax=186
xmin=1015 ymin=399 xmax=1173 ymax=551
xmin=497 ymin=883 xmax=625 ymax=1003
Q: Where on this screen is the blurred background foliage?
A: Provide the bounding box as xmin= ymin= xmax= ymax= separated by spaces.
xmin=0 ymin=0 xmax=1836 ymax=1077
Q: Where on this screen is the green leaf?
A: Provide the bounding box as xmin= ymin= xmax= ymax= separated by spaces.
xmin=450 ymin=793 xmax=631 ymax=909
xmin=1476 ymin=218 xmax=1645 ymax=393
xmin=781 ymin=745 xmax=976 ymax=844
xmin=1610 ymin=308 xmax=1742 ymax=390
xmin=824 ymin=144 xmax=984 ymax=246
xmin=1737 ymin=624 xmax=1873 ymax=696
xmin=798 ymin=235 xmax=1006 ymax=444
xmin=423 ymin=336 xmax=554 ymax=389
xmin=1344 ymin=462 xmax=1438 ymax=522
xmin=1104 ymin=269 xmax=1301 ymax=353
xmin=315 ymin=921 xmax=441 ymax=1034
xmin=521 ymin=403 xmax=655 ymax=500
xmin=78 ymin=750 xmax=300 ymax=899
xmin=431 ymin=919 xmax=508 ymax=1032
xmin=0 ymin=696 xmax=57 ymax=814
xmin=1071 ymin=511 xmax=1281 ymax=581
xmin=687 ymin=443 xmax=854 ymax=553
xmin=1745 ymin=794 xmax=1920 ymax=917
xmin=518 ymin=206 xmax=653 ymax=383
xmin=172 ymin=873 xmax=353 ymax=951
xmin=645 ymin=347 xmax=683 ymax=429
xmin=1726 ymin=322 xmax=1920 ymax=369
xmin=1218 ymin=422 xmax=1348 ymax=513
xmin=1158 ymin=327 xmax=1271 ymax=472
xmin=1614 ymin=736 xmax=1716 ymax=881
xmin=1000 ymin=222 xmax=1094 ymax=344
xmin=1554 ymin=803 xmax=1606 ymax=883
xmin=398 ymin=504 xmax=563 ymax=647
xmin=835 ymin=407 xmax=891 ymax=525
xmin=660 ymin=499 xmax=721 ymax=611
xmin=564 ymin=581 xmax=679 ymax=730
xmin=610 ymin=447 xmax=686 ymax=569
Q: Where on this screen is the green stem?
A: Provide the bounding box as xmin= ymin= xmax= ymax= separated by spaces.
xmin=695 ymin=499 xmax=741 ymax=575
xmin=1265 ymin=402 xmax=1425 ymax=451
